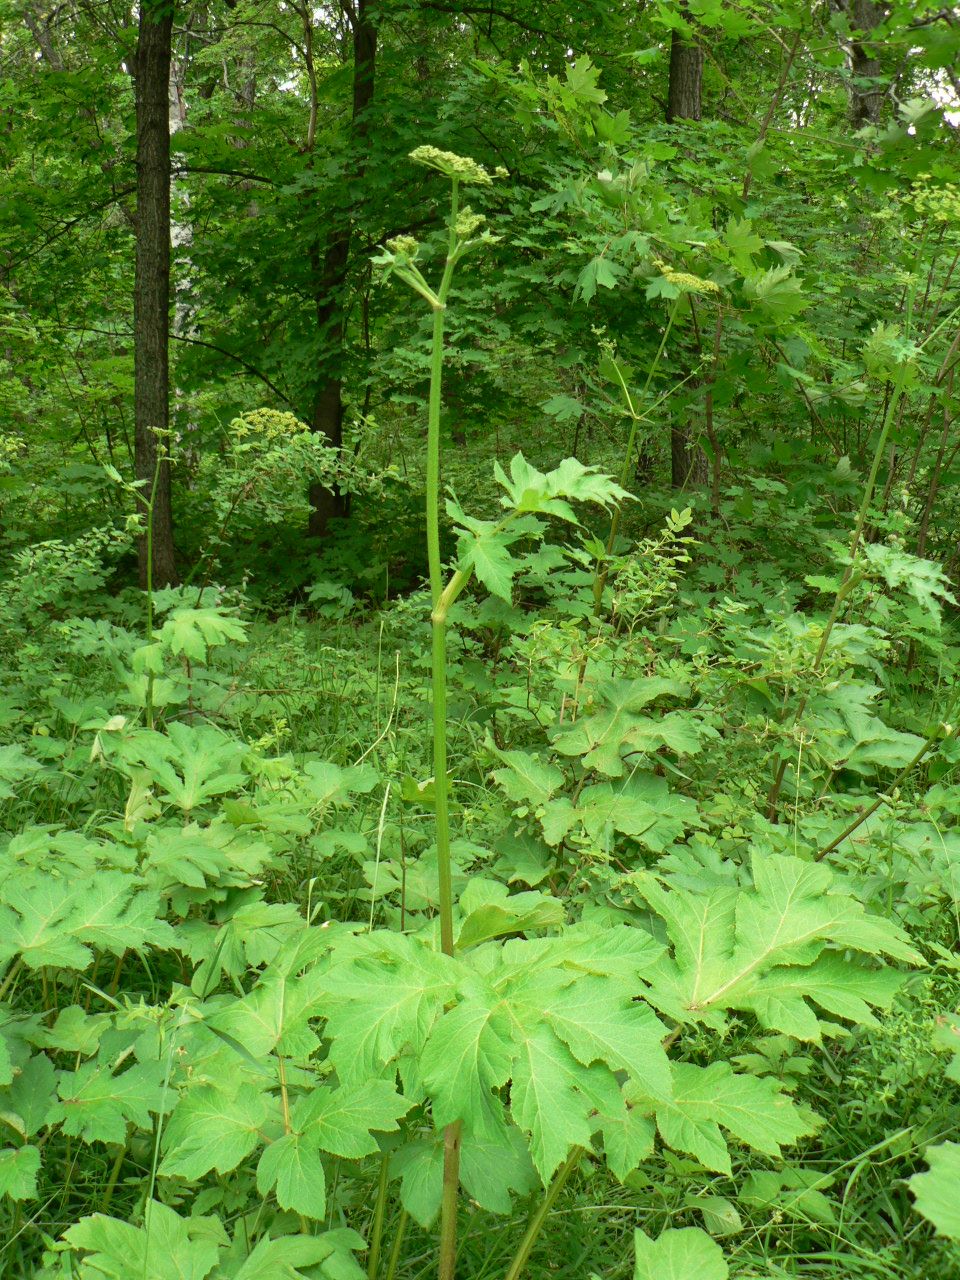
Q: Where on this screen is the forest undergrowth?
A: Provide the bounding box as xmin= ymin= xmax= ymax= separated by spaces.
xmin=3 ymin=168 xmax=960 ymax=1275
xmin=4 ymin=12 xmax=960 ymax=1274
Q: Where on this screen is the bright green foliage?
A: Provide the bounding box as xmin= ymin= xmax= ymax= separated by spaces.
xmin=553 ymin=676 xmax=698 ymax=777
xmin=448 ymin=453 xmax=630 ymax=603
xmin=3 ymin=1 xmax=960 ymax=1275
xmin=158 ymin=609 xmax=249 ymax=664
xmin=633 ymin=1225 xmax=728 ymax=1280
xmin=63 ymin=1202 xmax=225 ymax=1280
xmin=631 ymin=852 xmax=916 ymax=1037
xmin=646 ymin=1061 xmax=816 ymax=1174
xmin=0 ymin=874 xmax=174 ymax=970
xmin=51 ymin=1059 xmax=168 ymax=1145
xmin=160 ymin=1085 xmax=271 ymax=1180
xmin=0 ymin=1146 xmax=40 ymax=1201
xmin=60 ymin=1202 xmax=366 ymax=1279
xmin=910 ymin=1143 xmax=960 ymax=1240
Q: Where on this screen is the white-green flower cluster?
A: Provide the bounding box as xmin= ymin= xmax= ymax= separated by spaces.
xmin=455 ymin=207 xmax=485 ymax=239
xmin=910 ymin=175 xmax=960 ymax=225
xmin=653 ymin=258 xmax=720 ymax=296
xmin=228 ymin=408 xmax=308 ymax=444
xmin=409 ymin=146 xmax=497 ymax=185
xmin=385 ymin=235 xmax=419 ymax=261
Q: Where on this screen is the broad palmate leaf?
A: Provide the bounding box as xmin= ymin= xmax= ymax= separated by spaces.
xmin=256 ymin=1081 xmax=409 ymax=1220
xmin=0 ymin=1145 xmax=40 ymax=1200
xmin=50 ymin=1059 xmax=169 ymax=1144
xmin=0 ymin=873 xmax=174 ymax=971
xmin=160 ymin=1084 xmax=271 ymax=1180
xmin=631 ymin=851 xmax=917 ymax=1037
xmin=319 ymin=934 xmax=460 ymax=1083
xmin=420 ymin=929 xmax=669 ymax=1181
xmin=642 ymin=1061 xmax=817 ymax=1174
xmin=318 ymin=923 xmax=671 ymax=1184
xmin=63 ymin=1201 xmax=225 ymax=1280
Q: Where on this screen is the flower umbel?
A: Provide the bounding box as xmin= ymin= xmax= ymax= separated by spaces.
xmin=652 ymin=258 xmax=721 ymax=295
xmin=385 ymin=235 xmax=420 ymax=260
xmin=409 ymin=146 xmax=495 ymax=185
xmin=454 ymin=207 xmax=485 ymax=239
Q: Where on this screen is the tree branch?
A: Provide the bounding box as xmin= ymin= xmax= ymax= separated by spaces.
xmin=175 ymin=165 xmax=278 ymax=185
xmin=7 ymin=186 xmax=136 ymax=270
xmin=415 ymin=1 xmax=572 ymax=47
xmin=170 ymin=333 xmax=296 ymax=408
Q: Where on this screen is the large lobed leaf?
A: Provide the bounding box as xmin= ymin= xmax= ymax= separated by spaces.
xmin=631 ymin=851 xmax=917 ymax=1038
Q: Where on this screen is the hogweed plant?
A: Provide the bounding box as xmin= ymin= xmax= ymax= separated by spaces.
xmin=376 ymin=146 xmax=640 ymax=1278
xmin=369 ymin=150 xmax=922 ymax=1280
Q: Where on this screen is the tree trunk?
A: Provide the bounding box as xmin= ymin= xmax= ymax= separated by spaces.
xmin=134 ymin=0 xmax=178 ymax=586
xmin=307 ymin=0 xmax=377 ymax=538
xmin=670 ymin=410 xmax=710 ymax=487
xmin=845 ymin=0 xmax=885 ymax=127
xmin=665 ymin=1 xmax=708 ymax=490
xmin=666 ymin=16 xmax=703 ymax=122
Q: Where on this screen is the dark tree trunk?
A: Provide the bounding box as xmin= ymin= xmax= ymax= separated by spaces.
xmin=134 ymin=0 xmax=178 ymax=586
xmin=665 ymin=2 xmax=708 ymax=490
xmin=308 ymin=0 xmax=377 ymax=538
xmin=671 ymin=411 xmax=710 ymax=488
xmin=846 ymin=0 xmax=885 ymax=127
xmin=666 ymin=19 xmax=703 ymax=122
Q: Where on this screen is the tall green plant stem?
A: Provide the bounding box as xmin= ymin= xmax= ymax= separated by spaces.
xmin=423 ymin=178 xmax=465 ymax=1280
xmin=502 ymin=1147 xmax=583 ymax=1280
xmin=0 ymin=957 xmax=22 ymax=1003
xmin=425 ymin=177 xmax=460 ymax=958
xmin=367 ymin=1154 xmax=392 ymax=1279
xmin=386 ymin=158 xmax=490 ymax=1280
xmin=384 ymin=1209 xmax=409 ymax=1280
xmin=426 ymin=179 xmax=460 ymax=611
xmin=593 ymin=295 xmax=683 ymax=614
